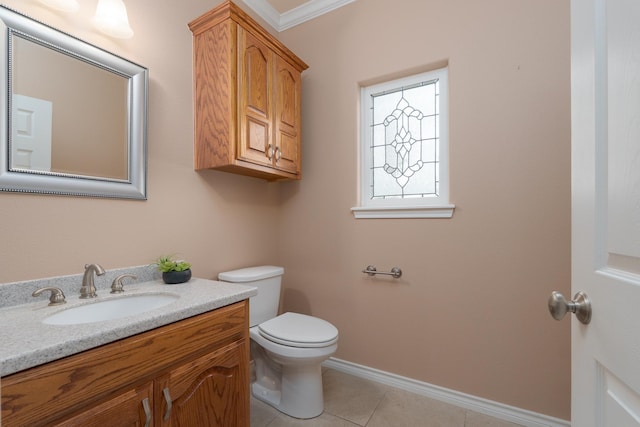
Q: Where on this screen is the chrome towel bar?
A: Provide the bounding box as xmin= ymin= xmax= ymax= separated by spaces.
xmin=362 ymin=265 xmax=402 ymax=279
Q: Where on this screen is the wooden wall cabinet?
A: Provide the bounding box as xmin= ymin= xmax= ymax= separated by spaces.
xmin=189 ymin=1 xmax=308 ymax=181
xmin=1 ymin=301 xmax=250 ymax=427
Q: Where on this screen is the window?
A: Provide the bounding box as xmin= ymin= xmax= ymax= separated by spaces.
xmin=353 ymin=67 xmax=454 ymax=219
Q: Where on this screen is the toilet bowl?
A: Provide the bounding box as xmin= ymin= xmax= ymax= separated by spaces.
xmin=218 ymin=266 xmax=338 ymax=419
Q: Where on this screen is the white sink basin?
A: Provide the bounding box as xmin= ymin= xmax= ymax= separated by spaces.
xmin=43 ymin=294 xmax=179 ymax=325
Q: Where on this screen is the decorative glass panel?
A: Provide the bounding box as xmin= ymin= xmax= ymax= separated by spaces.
xmin=369 ymin=79 xmax=440 ymax=200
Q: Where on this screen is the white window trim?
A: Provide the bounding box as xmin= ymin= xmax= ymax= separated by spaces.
xmin=351 ymin=205 xmax=455 ymax=219
xmin=352 ymin=68 xmax=455 ymax=219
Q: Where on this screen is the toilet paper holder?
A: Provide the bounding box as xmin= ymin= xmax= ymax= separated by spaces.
xmin=362 ymin=265 xmax=402 ymax=279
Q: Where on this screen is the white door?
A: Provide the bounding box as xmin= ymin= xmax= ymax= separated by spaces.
xmin=569 ymin=0 xmax=640 ymax=425
xmin=11 ymin=94 xmax=52 ymax=171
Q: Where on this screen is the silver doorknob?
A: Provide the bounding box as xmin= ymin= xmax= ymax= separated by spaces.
xmin=548 ymin=291 xmax=591 ymax=325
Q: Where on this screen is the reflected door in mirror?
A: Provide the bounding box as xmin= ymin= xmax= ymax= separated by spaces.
xmin=11 ymin=94 xmax=52 ymax=171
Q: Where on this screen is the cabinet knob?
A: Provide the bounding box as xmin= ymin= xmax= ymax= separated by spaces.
xmin=266 ymin=144 xmax=274 ymax=160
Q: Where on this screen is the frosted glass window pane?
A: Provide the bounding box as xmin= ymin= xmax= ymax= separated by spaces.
xmin=422 ymin=139 xmax=437 ymax=163
xmin=373 ymin=124 xmax=385 ymax=147
xmin=385 ymin=144 xmax=398 ymax=168
xmin=373 ymin=91 xmax=402 ymax=124
xmin=405 ymin=83 xmax=436 ymax=116
xmin=383 ymin=121 xmax=397 ymax=146
xmin=371 ymin=83 xmax=438 ymax=198
xmin=409 ymin=117 xmax=421 ymax=142
xmin=409 ymin=140 xmax=422 ymax=167
xmin=404 ymin=163 xmax=436 ymax=195
xmin=373 ymin=145 xmax=385 ymax=167
xmin=422 ymin=116 xmax=436 ymax=140
xmin=362 ymin=67 xmax=447 ymax=204
xmin=373 ymin=167 xmax=402 ymax=197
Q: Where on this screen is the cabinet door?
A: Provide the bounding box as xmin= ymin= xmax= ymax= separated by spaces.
xmin=54 ymin=383 xmax=153 ymax=427
xmin=274 ymin=56 xmax=302 ymax=175
xmin=238 ymin=27 xmax=273 ymax=168
xmin=157 ymin=341 xmax=249 ymax=427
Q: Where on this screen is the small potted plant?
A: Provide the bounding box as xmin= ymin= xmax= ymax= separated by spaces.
xmin=155 ymin=255 xmax=192 ymax=284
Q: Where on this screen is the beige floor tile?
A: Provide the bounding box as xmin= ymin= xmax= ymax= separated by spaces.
xmin=251 ymin=396 xmax=280 ymax=427
xmin=266 ymin=412 xmax=361 ymax=427
xmin=366 ymin=388 xmax=466 ymax=427
xmin=251 ymin=368 xmax=526 ymax=427
xmin=322 ymin=369 xmax=388 ymax=426
xmin=464 ymin=410 xmax=525 ymax=427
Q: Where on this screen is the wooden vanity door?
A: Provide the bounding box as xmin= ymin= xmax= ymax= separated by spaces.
xmin=238 ymin=28 xmax=273 ymax=168
xmin=54 ymin=383 xmax=153 ymax=427
xmin=274 ymin=56 xmax=302 ymax=175
xmin=156 ymin=341 xmax=249 ymax=427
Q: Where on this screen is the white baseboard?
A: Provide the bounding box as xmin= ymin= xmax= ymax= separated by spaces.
xmin=322 ymin=358 xmax=570 ymax=427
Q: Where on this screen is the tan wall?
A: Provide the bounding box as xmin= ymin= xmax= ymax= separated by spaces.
xmin=0 ymin=0 xmax=571 ymax=420
xmin=276 ymin=0 xmax=571 ymax=420
xmin=0 ymin=0 xmax=281 ymax=282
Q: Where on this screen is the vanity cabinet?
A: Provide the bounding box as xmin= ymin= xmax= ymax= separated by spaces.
xmin=188 ymin=0 xmax=308 ymax=181
xmin=1 ymin=301 xmax=250 ymax=427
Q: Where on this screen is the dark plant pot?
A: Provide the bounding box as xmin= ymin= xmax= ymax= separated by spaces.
xmin=162 ymin=269 xmax=192 ymax=284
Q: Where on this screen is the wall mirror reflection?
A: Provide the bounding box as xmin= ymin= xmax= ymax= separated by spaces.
xmin=0 ymin=6 xmax=148 ymax=199
xmin=11 ymin=35 xmax=129 ymax=180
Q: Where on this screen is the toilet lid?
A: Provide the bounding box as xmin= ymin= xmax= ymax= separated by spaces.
xmin=258 ymin=312 xmax=338 ymax=348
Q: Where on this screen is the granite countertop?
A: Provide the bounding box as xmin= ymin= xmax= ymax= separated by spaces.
xmin=0 ymin=278 xmax=256 ymax=376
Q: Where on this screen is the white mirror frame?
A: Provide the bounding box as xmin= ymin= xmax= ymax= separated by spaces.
xmin=0 ymin=6 xmax=148 ymax=199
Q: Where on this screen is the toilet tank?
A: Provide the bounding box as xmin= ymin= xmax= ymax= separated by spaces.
xmin=218 ymin=266 xmax=284 ymax=327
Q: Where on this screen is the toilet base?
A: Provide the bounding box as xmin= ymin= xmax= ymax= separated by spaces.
xmin=252 ymin=362 xmax=324 ymax=419
xmin=251 ymin=365 xmax=324 ymax=419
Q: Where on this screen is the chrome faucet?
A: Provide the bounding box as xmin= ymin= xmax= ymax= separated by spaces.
xmin=80 ymin=264 xmax=105 ymax=298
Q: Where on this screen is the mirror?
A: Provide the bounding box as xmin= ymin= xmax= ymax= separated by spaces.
xmin=0 ymin=6 xmax=148 ymax=199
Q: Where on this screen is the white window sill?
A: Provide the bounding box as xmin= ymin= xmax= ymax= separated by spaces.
xmin=351 ymin=205 xmax=455 ymax=219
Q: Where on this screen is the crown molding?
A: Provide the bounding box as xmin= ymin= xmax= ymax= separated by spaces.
xmin=242 ymin=0 xmax=355 ymax=32
xmin=241 ymin=0 xmax=281 ymax=30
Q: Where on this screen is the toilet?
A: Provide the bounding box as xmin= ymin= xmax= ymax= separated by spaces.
xmin=218 ymin=266 xmax=338 ymax=419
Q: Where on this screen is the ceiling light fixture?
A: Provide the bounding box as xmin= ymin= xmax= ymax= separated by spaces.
xmin=38 ymin=0 xmax=80 ymax=13
xmin=92 ymin=0 xmax=134 ymax=39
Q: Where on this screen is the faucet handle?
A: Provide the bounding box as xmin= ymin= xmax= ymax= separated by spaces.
xmin=32 ymin=287 xmax=67 ymax=306
xmin=111 ymin=274 xmax=138 ymax=294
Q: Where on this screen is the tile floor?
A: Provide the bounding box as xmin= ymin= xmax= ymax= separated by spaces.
xmin=251 ymin=368 xmax=525 ymax=427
